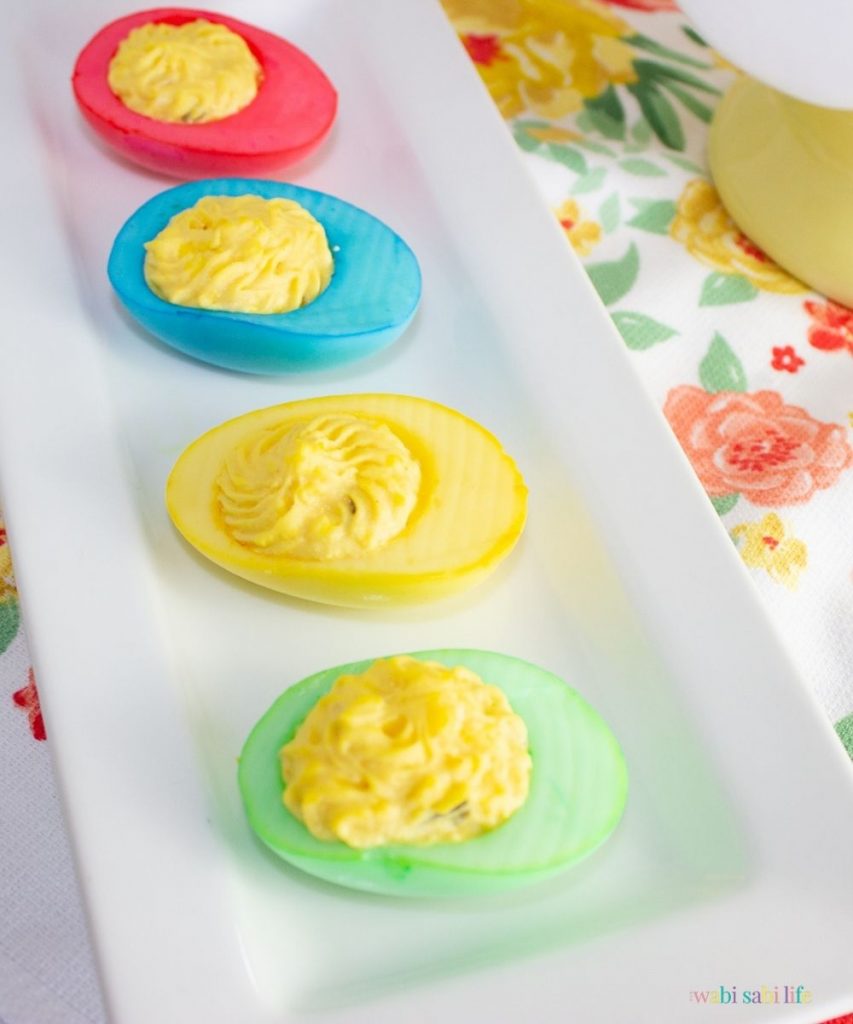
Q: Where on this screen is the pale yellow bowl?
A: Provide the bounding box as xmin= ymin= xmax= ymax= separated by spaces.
xmin=710 ymin=75 xmax=853 ymax=306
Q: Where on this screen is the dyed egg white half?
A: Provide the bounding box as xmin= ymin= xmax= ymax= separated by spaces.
xmin=238 ymin=648 xmax=628 ymax=898
xmin=107 ymin=177 xmax=422 ymax=373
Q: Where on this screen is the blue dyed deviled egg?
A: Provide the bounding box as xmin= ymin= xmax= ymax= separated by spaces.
xmin=107 ymin=178 xmax=421 ymax=373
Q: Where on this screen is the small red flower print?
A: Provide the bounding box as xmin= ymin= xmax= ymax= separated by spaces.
xmin=804 ymin=299 xmax=853 ymax=355
xmin=663 ymin=386 xmax=853 ymax=505
xmin=12 ymin=668 xmax=46 ymax=741
xmin=771 ymin=345 xmax=804 ymax=373
xmin=462 ymin=34 xmax=505 ymax=67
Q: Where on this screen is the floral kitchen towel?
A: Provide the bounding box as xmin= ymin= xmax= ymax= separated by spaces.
xmin=442 ymin=0 xmax=853 ymax=752
xmin=0 ymin=516 xmax=106 ymax=1024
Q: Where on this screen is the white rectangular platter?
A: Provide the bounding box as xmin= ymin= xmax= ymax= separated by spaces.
xmin=3 ymin=0 xmax=853 ymax=1022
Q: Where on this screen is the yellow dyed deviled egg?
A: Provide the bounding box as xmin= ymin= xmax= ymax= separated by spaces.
xmin=166 ymin=394 xmax=528 ymax=607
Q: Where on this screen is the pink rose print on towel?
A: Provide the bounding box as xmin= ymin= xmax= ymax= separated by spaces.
xmin=664 ymin=386 xmax=853 ymax=505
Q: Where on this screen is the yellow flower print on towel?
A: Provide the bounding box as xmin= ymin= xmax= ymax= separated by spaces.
xmin=0 ymin=521 xmax=16 ymax=603
xmin=555 ymin=199 xmax=601 ymax=256
xmin=524 ymin=125 xmax=583 ymax=144
xmin=732 ymin=513 xmax=807 ymax=589
xmin=445 ymin=0 xmax=637 ymax=119
xmin=670 ymin=179 xmax=806 ymax=294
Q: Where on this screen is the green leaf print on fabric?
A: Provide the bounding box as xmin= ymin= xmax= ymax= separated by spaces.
xmin=659 ymin=80 xmax=715 ymax=124
xmin=628 ymin=82 xmax=685 ymax=151
xmin=511 ymin=125 xmax=593 ymax=175
xmin=700 ymin=272 xmax=759 ymax=307
xmin=633 ymin=60 xmax=721 ymax=97
xmin=598 ymin=193 xmax=621 ymax=234
xmin=583 ymin=85 xmax=626 ymax=141
xmin=631 ymin=118 xmax=652 ymax=146
xmin=512 ymin=127 xmax=597 ymax=177
xmin=575 ymin=138 xmax=619 ymax=158
xmin=626 ymin=33 xmax=713 ymax=71
xmin=575 ymin=108 xmax=595 ymax=133
xmin=545 ymin=144 xmax=588 ymax=175
xmin=836 ymin=713 xmax=853 ymax=760
xmin=711 ymin=494 xmax=740 ymax=516
xmin=622 ymin=59 xmax=722 ymax=150
xmin=663 ymin=152 xmax=706 ymax=174
xmin=699 ymin=333 xmax=748 ymax=393
xmin=627 ymin=198 xmax=676 ymax=234
xmin=619 ymin=158 xmax=666 ymax=177
xmin=0 ymin=599 xmax=19 ymax=656
xmin=512 ymin=120 xmax=551 ymax=153
xmin=611 ymin=311 xmax=677 ymax=350
xmin=681 ymin=25 xmax=708 ymax=48
xmin=572 ymin=167 xmax=607 ymax=195
xmin=586 ymin=243 xmax=640 ymax=306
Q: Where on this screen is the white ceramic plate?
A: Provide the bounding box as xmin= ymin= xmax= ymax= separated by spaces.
xmin=2 ymin=1 xmax=853 ymax=1022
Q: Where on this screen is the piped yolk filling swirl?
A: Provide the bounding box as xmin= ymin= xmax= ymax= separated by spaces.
xmin=144 ymin=194 xmax=333 ymax=314
xmin=216 ymin=414 xmax=421 ymax=561
xmin=281 ymin=656 xmax=532 ymax=849
xmin=108 ymin=19 xmax=261 ymax=124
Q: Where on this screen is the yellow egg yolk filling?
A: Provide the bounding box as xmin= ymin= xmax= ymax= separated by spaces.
xmin=281 ymin=657 xmax=532 ymax=849
xmin=107 ymin=19 xmax=261 ymax=124
xmin=143 ymin=194 xmax=334 ymax=314
xmin=216 ymin=414 xmax=421 ymax=561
